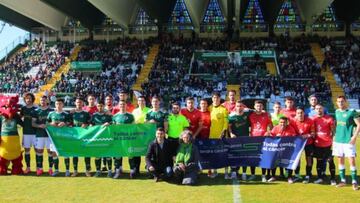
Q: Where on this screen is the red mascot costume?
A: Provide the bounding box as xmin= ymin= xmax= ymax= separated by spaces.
xmin=0 ymin=95 xmax=23 ymax=175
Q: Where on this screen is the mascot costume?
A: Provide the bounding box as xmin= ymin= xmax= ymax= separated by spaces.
xmin=0 ymin=95 xmax=23 ymax=175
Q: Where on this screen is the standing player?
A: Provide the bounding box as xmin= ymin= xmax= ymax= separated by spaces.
xmin=222 ymin=90 xmax=237 ymax=113
xmin=208 ymin=92 xmax=229 ymax=178
xmin=70 ymin=97 xmax=92 ymax=177
xmin=305 ymin=94 xmax=328 ymax=117
xmin=146 ymin=96 xmax=168 ymax=131
xmin=83 ymin=94 xmax=98 ymax=115
xmin=133 ymin=96 xmax=150 ymax=124
xmin=132 ymin=95 xmax=150 ymax=174
xmin=333 ymin=96 xmax=360 ymax=190
xmin=91 ymin=102 xmax=112 ymax=177
xmin=280 ymin=97 xmax=296 ymax=119
xmin=271 ymin=102 xmax=285 ymax=126
xmin=103 ymin=94 xmax=114 ymax=171
xmin=228 ymin=100 xmax=252 ymax=180
xmin=112 ymin=90 xmax=135 ymax=114
xmin=105 ymin=94 xmax=114 ymax=113
xmin=20 ymin=93 xmax=38 ymax=174
xmin=112 ymin=100 xmax=135 ymax=179
xmin=168 ymin=102 xmax=190 ymax=155
xmin=312 ymin=104 xmax=336 ymax=185
xmin=270 ymin=102 xmax=286 ymax=179
xmin=180 ymin=97 xmax=202 ymax=138
xmin=47 ymin=98 xmax=71 ymax=177
xmin=32 ymin=96 xmax=53 ymax=176
xmin=249 ymin=100 xmax=272 ymax=182
xmin=199 ymin=99 xmax=211 ymax=140
xmin=290 ymin=107 xmax=315 ymax=184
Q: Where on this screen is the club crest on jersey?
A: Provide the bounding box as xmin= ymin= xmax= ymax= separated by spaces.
xmin=343 ymin=114 xmax=347 ymax=118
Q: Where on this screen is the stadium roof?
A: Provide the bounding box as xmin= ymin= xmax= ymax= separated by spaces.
xmin=0 ymin=0 xmax=359 ymax=32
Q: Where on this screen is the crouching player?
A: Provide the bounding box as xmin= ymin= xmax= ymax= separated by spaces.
xmin=145 ymin=127 xmax=174 ymax=182
xmin=271 ymin=117 xmax=297 ymax=183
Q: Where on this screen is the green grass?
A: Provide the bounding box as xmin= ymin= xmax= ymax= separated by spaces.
xmin=0 ymin=142 xmax=359 ymax=203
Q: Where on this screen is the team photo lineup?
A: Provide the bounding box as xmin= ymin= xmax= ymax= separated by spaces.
xmin=0 ymin=89 xmax=358 ymax=189
xmin=1 ymin=0 xmax=360 ymax=202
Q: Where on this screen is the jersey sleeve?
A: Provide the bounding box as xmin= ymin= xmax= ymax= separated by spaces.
xmin=223 ymin=108 xmax=229 ymax=131
xmin=66 ymin=112 xmax=73 ymax=124
xmin=130 ymin=114 xmax=135 ymax=124
xmin=163 ymin=112 xmax=169 ymax=122
xmin=183 ymin=116 xmax=190 ymax=128
xmin=270 ymin=126 xmax=277 ymax=136
xmin=228 ymin=116 xmax=234 ymax=125
xmin=352 ymin=110 xmax=360 ymax=119
xmin=145 ymin=112 xmax=151 ymax=122
xmin=47 ymin=112 xmax=52 ymax=123
xmin=86 ymin=112 xmax=91 ymax=124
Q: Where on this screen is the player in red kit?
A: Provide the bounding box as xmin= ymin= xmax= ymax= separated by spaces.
xmin=83 ymin=94 xmax=98 ymax=115
xmin=112 ymin=90 xmax=135 ymax=114
xmin=312 ymin=104 xmax=336 ymax=185
xmin=199 ymin=99 xmax=211 ymax=139
xmin=289 ymin=107 xmax=315 ymax=184
xmin=180 ymin=97 xmax=202 ymax=138
xmin=222 ymin=90 xmax=236 ymax=113
xmin=249 ymin=100 xmax=272 ymax=182
xmin=105 ymin=94 xmax=114 ymax=113
xmin=222 ymin=90 xmax=247 ymax=113
xmin=280 ymin=96 xmax=296 ymax=119
xmin=271 ymin=117 xmax=297 ymax=137
xmin=270 ymin=117 xmax=297 ymax=183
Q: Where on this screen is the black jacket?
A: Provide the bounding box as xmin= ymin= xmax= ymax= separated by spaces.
xmin=145 ymin=139 xmax=174 ymax=169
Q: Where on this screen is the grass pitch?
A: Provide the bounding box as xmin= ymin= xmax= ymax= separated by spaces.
xmin=0 ymin=141 xmax=359 ymax=203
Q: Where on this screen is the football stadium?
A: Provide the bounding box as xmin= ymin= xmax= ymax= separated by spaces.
xmin=0 ymin=0 xmax=359 ymax=202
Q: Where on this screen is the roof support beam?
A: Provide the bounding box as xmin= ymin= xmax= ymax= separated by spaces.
xmin=0 ymin=0 xmax=67 ymax=30
xmin=297 ymin=0 xmax=333 ymax=24
xmin=88 ymin=0 xmax=138 ymax=30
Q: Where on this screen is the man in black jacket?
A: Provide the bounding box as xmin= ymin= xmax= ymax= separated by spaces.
xmin=145 ymin=127 xmax=175 ymax=181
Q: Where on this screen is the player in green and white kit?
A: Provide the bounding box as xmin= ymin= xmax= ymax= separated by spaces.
xmin=32 ymin=96 xmax=53 ymax=176
xmin=112 ymin=100 xmax=135 ymax=179
xmin=145 ymin=96 xmax=168 ymax=130
xmin=91 ymin=102 xmax=112 ymax=177
xmin=228 ymin=100 xmax=252 ymax=181
xmin=20 ymin=93 xmax=38 ymax=174
xmin=47 ymin=98 xmax=71 ymax=177
xmin=333 ymin=96 xmax=360 ymax=190
xmin=70 ymin=97 xmax=91 ymax=177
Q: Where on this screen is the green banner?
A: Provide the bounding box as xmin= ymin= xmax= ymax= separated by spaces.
xmin=46 ymin=123 xmax=156 ymax=157
xmin=194 ymin=50 xmax=275 ymax=62
xmin=194 ymin=51 xmax=228 ymax=61
xmin=238 ymin=50 xmax=275 ymax=58
xmin=70 ymin=61 xmax=102 ymax=72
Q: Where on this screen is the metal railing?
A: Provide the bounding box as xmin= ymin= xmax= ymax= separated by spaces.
xmin=274 ymin=23 xmax=306 ymax=32
xmin=240 ymin=23 xmax=269 ymax=32
xmin=351 ymin=21 xmax=360 ymax=32
xmin=0 ymin=33 xmax=30 ymax=61
xmin=311 ymin=21 xmax=345 ymax=32
xmin=128 ymin=25 xmax=158 ymax=34
xmin=200 ymin=23 xmax=226 ymax=33
xmin=162 ymin=23 xmax=195 ymax=32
